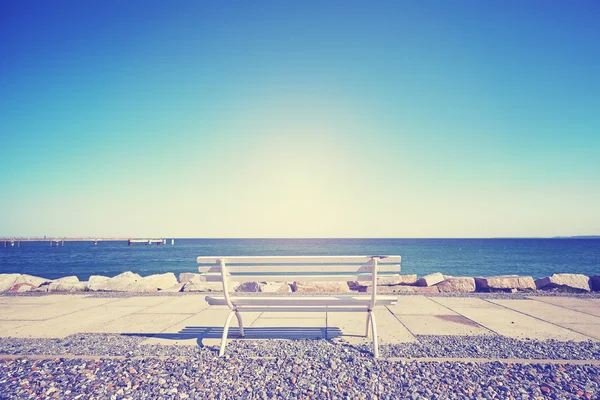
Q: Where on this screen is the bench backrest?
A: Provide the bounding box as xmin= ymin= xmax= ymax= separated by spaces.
xmin=197 ymin=255 xmax=401 ymax=309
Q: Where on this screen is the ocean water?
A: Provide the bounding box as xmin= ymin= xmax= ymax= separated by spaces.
xmin=1 ymin=238 xmax=599 ymax=281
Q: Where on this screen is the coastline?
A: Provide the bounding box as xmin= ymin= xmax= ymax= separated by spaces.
xmin=2 ymin=271 xmax=599 ymax=294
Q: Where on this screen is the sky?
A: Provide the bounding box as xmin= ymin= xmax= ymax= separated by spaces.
xmin=1 ymin=1 xmax=599 ymax=238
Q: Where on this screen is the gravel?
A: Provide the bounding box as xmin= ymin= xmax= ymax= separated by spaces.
xmin=1 ymin=334 xmax=600 ymax=361
xmin=0 ymin=334 xmax=599 ymax=398
xmin=1 ymin=354 xmax=599 ymax=399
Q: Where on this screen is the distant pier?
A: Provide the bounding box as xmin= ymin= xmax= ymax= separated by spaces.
xmin=1 ymin=237 xmax=174 ymax=247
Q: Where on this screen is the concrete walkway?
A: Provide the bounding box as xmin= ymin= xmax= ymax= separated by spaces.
xmin=1 ymin=295 xmax=599 ymax=347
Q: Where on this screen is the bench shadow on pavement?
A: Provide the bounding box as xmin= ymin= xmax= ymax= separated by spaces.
xmin=124 ymin=326 xmax=342 ymax=341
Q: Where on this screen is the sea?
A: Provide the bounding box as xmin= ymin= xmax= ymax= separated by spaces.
xmin=1 ymin=238 xmax=599 ymax=281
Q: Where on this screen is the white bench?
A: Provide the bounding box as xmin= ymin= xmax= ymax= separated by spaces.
xmin=197 ymin=255 xmax=401 ymax=357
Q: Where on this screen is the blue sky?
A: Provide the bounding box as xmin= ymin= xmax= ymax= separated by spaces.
xmin=1 ymin=1 xmax=599 ymax=238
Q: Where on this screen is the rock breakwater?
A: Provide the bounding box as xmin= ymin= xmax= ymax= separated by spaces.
xmin=1 ymin=272 xmax=598 ymax=294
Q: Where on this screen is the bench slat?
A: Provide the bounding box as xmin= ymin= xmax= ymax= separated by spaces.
xmin=201 ymin=273 xmax=382 ymax=282
xmin=197 ymin=255 xmax=401 ymax=264
xmin=206 ymin=295 xmax=397 ymax=307
xmin=198 ymin=264 xmax=401 ymax=274
xmin=225 ymin=307 xmax=376 ymax=313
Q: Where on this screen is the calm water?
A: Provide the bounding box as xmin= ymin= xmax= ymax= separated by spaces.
xmin=1 ymin=238 xmax=599 ymax=281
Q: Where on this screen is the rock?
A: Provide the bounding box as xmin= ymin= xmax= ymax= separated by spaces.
xmin=589 ymin=275 xmax=600 ymax=291
xmin=535 ymin=274 xmax=591 ymax=292
xmin=86 ymin=272 xmax=149 ymax=292
xmin=86 ymin=275 xmax=110 ymax=291
xmin=260 ymin=282 xmax=292 ymax=293
xmin=474 ymin=275 xmax=536 ymax=292
xmin=351 ymin=274 xmax=417 ymax=288
xmin=160 ymin=283 xmax=185 ymax=293
xmin=8 ymin=282 xmax=37 ymax=292
xmin=179 ymin=273 xmax=201 ymax=283
xmin=48 ymin=281 xmax=87 ymax=292
xmin=112 ymin=271 xmax=142 ymax=280
xmin=436 ymin=277 xmax=476 ymax=293
xmin=182 ymin=275 xmax=226 ymax=292
xmin=416 ymin=272 xmax=444 ymax=287
xmin=0 ymin=274 xmax=20 ymax=291
xmin=235 ymin=282 xmax=262 ymax=292
xmin=1 ymin=274 xmax=51 ymax=291
xmin=54 ymin=276 xmax=79 ymax=284
xmin=14 ymin=274 xmax=50 ymax=288
xmin=143 ymin=273 xmax=178 ymax=290
xmin=292 ymin=282 xmax=350 ymax=293
xmin=379 ymin=285 xmax=440 ymax=294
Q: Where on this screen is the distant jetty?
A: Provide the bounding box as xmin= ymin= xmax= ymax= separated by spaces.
xmin=1 ymin=237 xmax=174 ymax=247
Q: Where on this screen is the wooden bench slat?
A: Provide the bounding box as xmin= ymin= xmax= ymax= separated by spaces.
xmin=198 ymin=264 xmax=401 ymax=274
xmin=196 ymin=255 xmax=401 ymax=264
xmin=206 ymin=295 xmax=397 ymax=307
xmin=201 ymin=273 xmax=381 ymax=282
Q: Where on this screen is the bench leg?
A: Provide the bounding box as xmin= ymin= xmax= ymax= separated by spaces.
xmin=235 ymin=311 xmax=245 ymax=337
xmin=369 ymin=310 xmax=379 ymax=358
xmin=365 ymin=312 xmax=371 ymax=338
xmin=219 ymin=311 xmax=236 ymax=357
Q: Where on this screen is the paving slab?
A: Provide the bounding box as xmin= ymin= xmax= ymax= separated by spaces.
xmin=87 ymin=313 xmax=194 ymax=334
xmin=327 ymin=312 xmax=370 ymax=344
xmin=141 ymin=310 xmax=261 ymax=346
xmin=1 ymin=306 xmax=145 ymax=338
xmin=529 ymin=297 xmax=599 ymax=308
xmin=451 ymin=306 xmax=594 ymax=341
xmin=0 ymin=298 xmax=121 ymax=321
xmin=105 ymin=296 xmax=174 ymax=308
xmin=0 ymin=320 xmax=36 ymax=334
xmin=374 ymin=308 xmax=417 ymax=343
xmin=489 ymin=299 xmax=600 ymax=325
xmin=428 ymin=297 xmax=495 ymax=309
xmin=559 ymin=324 xmax=600 ymax=340
xmin=0 ymin=295 xmax=88 ymax=304
xmin=387 ymin=296 xmax=458 ymax=315
xmin=138 ymin=296 xmax=209 ymax=314
xmin=396 ymin=315 xmax=494 ymax=336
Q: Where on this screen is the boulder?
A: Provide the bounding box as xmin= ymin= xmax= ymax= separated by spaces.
xmin=235 ymin=282 xmax=262 ymax=292
xmin=260 ymin=282 xmax=292 ymax=293
xmin=86 ymin=272 xmax=145 ymax=292
xmin=436 ymin=277 xmax=476 ymax=293
xmin=474 ymin=276 xmax=536 ymax=292
xmin=160 ymin=283 xmax=185 ymax=293
xmin=179 ymin=272 xmax=201 ymax=283
xmin=113 ymin=271 xmax=142 ymax=280
xmin=86 ymin=275 xmax=110 ymax=291
xmin=182 ymin=281 xmax=224 ymax=292
xmin=535 ymin=274 xmax=591 ymax=292
xmin=48 ymin=281 xmax=87 ymax=292
xmin=8 ymin=282 xmax=37 ymax=293
xmin=182 ymin=274 xmax=229 ymax=292
xmin=14 ymin=274 xmax=50 ymax=287
xmin=416 ymin=272 xmax=444 ymax=287
xmin=374 ymin=285 xmax=440 ymax=294
xmin=142 ymin=273 xmax=178 ymax=290
xmin=54 ymin=276 xmax=79 ymax=284
xmin=0 ymin=274 xmax=20 ymax=292
xmin=590 ymin=275 xmax=600 ymax=291
xmin=352 ymin=274 xmax=417 ymax=288
xmin=292 ymin=281 xmax=350 ymax=293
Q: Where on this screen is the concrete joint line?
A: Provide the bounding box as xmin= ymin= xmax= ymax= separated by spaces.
xmin=384 ymin=305 xmax=417 ymax=338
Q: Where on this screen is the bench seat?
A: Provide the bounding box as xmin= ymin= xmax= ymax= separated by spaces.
xmin=205 ymin=295 xmax=398 ymax=308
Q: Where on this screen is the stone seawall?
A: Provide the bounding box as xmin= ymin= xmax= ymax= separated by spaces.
xmin=1 ymin=272 xmax=599 ymax=294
